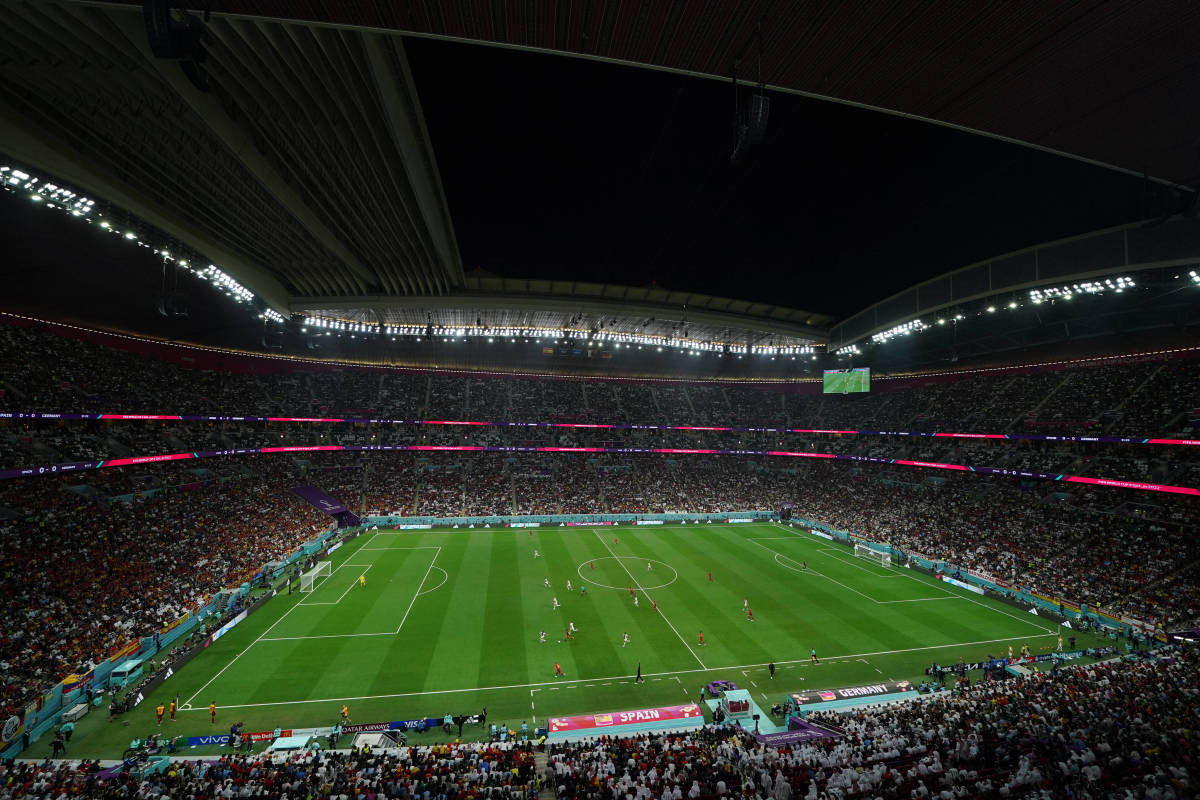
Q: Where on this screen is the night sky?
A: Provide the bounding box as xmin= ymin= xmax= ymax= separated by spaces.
xmin=0 ymin=36 xmax=1179 ymax=327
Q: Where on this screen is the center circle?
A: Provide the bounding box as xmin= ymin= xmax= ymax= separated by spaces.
xmin=577 ymin=557 xmax=679 ymax=591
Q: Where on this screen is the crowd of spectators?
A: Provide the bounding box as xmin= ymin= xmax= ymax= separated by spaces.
xmin=0 ymin=456 xmax=330 ymax=717
xmin=3 ymin=323 xmax=1199 ymax=438
xmin=543 ymin=648 xmax=1196 ymax=800
xmin=0 ymin=738 xmax=540 ymax=798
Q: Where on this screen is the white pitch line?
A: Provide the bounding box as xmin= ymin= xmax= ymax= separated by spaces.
xmin=882 ymin=551 xmax=1055 ymax=634
xmin=417 ymin=566 xmax=449 ymax=596
xmin=760 ymin=528 xmax=904 ymax=579
xmin=594 ymin=529 xmax=707 ymax=670
xmin=302 ymin=563 xmax=375 ymax=605
xmin=767 ymin=523 xmax=1050 ymax=633
xmin=757 ymin=539 xmax=953 ymax=605
xmin=877 ymin=597 xmax=964 ymax=604
xmin=764 ymin=547 xmax=880 ymax=603
xmin=177 ymin=632 xmax=1054 ymax=712
xmin=394 ymin=547 xmax=442 ymax=634
xmin=184 ymin=593 xmax=306 ymax=707
xmin=323 ymin=564 xmax=374 ymax=605
xmin=260 ymin=631 xmax=394 ymax=642
xmin=359 ymin=546 xmax=443 ymax=551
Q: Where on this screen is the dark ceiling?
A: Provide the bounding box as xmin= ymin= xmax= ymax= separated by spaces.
xmin=404 ymin=37 xmax=1172 ymax=317
xmin=99 ymin=0 xmax=1200 ymax=188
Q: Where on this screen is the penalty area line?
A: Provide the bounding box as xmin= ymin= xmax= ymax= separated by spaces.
xmin=395 ymin=547 xmax=441 ymax=634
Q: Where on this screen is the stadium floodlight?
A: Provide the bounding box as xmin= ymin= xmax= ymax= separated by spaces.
xmin=871 ymin=319 xmax=928 ymax=344
xmin=299 ymin=560 xmax=332 ymax=592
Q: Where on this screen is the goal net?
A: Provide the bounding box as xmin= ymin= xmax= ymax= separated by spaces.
xmin=853 ymin=543 xmax=891 ymax=568
xmin=299 ymin=561 xmax=332 ymax=593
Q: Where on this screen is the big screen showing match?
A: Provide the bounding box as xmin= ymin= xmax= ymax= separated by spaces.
xmin=823 ymin=367 xmax=870 ymax=393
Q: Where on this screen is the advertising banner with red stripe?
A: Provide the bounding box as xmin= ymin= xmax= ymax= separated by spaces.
xmin=548 ymin=703 xmax=702 ymax=734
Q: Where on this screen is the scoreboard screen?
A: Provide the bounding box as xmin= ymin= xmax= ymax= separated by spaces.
xmin=823 ymin=367 xmax=870 ymax=393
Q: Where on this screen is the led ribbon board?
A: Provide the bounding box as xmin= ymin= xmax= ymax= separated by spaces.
xmin=0 ymin=444 xmax=1196 ymax=496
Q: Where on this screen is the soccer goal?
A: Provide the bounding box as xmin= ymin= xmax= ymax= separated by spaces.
xmin=299 ymin=561 xmax=332 ymax=593
xmin=853 ymin=543 xmax=891 ymax=568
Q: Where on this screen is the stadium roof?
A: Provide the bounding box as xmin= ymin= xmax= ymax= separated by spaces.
xmin=0 ymin=1 xmax=1195 ymax=361
xmin=93 ymin=0 xmax=1200 ymax=188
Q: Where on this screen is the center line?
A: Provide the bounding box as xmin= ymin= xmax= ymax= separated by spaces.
xmin=595 ymin=529 xmax=707 ymax=670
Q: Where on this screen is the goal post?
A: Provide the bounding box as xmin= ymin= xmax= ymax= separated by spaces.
xmin=853 ymin=543 xmax=891 ymax=568
xmin=299 ymin=561 xmax=332 ymax=593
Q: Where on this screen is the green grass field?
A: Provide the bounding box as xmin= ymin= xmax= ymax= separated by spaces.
xmin=823 ymin=369 xmax=870 ymax=393
xmin=54 ymin=523 xmax=1111 ymax=758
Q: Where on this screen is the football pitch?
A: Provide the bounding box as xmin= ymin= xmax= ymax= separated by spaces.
xmin=66 ymin=523 xmax=1096 ymax=757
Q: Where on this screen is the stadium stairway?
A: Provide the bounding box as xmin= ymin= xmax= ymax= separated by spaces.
xmin=1104 ymin=363 xmax=1166 ymax=434
xmin=1014 ymin=373 xmax=1072 ymax=432
xmin=534 ymin=750 xmax=554 ymax=800
xmin=1117 ymin=555 xmax=1200 ymax=610
xmin=680 ymin=385 xmax=696 ymax=416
